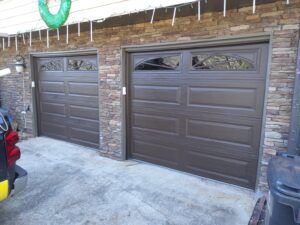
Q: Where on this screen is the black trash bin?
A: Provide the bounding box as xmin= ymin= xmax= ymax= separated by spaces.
xmin=265 ymin=154 xmax=300 ymax=225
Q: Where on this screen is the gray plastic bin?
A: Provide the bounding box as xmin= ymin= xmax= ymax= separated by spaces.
xmin=265 ymin=154 xmax=300 ymax=225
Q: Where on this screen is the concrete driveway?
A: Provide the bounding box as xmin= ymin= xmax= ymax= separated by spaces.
xmin=0 ymin=137 xmax=257 ymax=225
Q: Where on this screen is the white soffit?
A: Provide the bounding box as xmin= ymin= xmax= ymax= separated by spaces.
xmin=0 ymin=0 xmax=196 ymax=35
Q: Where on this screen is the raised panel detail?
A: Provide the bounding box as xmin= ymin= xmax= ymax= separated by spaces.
xmin=68 ymin=83 xmax=98 ymax=96
xmin=133 ymin=141 xmax=179 ymax=167
xmin=70 ymin=105 xmax=99 ymax=121
xmin=133 ymin=113 xmax=179 ymax=135
xmin=133 ymin=85 xmax=181 ymax=104
xmin=40 ymin=81 xmax=65 ymax=94
xmin=187 ymin=119 xmax=252 ymax=145
xmin=41 ymin=102 xmax=66 ymax=116
xmin=185 ymin=151 xmax=251 ymax=183
xmin=70 ymin=128 xmax=99 ymax=144
xmin=188 ymin=87 xmax=256 ymax=110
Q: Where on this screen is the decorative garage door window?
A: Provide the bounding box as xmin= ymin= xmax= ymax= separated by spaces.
xmin=67 ymin=59 xmax=97 ymax=71
xmin=135 ymin=56 xmax=180 ymax=71
xmin=40 ymin=59 xmax=63 ymax=71
xmin=192 ymin=54 xmax=255 ymax=70
xmin=68 ymin=59 xmax=97 ymax=71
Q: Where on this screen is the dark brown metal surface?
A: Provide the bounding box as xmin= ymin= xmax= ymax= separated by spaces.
xmin=35 ymin=55 xmax=99 ymax=149
xmin=288 ymin=38 xmax=300 ymax=156
xmin=128 ymin=43 xmax=269 ymax=189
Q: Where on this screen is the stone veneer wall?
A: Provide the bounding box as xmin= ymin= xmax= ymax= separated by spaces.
xmin=0 ymin=0 xmax=299 ymax=191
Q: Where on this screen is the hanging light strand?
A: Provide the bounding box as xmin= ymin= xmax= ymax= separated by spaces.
xmin=90 ymin=21 xmax=93 ymax=42
xmin=46 ymin=29 xmax=49 ymax=48
xmin=22 ymin=33 xmax=25 ymax=45
xmin=66 ymin=25 xmax=69 ymax=44
xmin=223 ymin=0 xmax=227 ymax=17
xmin=151 ymin=8 xmax=156 ymax=24
xmin=198 ymin=0 xmax=201 ymax=21
xmin=78 ymin=22 xmax=81 ymax=36
xmin=57 ymin=28 xmax=60 ymax=41
xmin=172 ymin=7 xmax=177 ymax=26
xmin=15 ymin=35 xmax=18 ymax=52
xmin=2 ymin=38 xmax=5 ymax=51
xmin=29 ymin=31 xmax=32 ymax=47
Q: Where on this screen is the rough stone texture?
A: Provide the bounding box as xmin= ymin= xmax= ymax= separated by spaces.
xmin=0 ymin=0 xmax=299 ymax=191
xmin=0 ymin=137 xmax=257 ymax=225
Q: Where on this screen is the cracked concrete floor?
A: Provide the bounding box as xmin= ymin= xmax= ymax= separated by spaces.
xmin=0 ymin=137 xmax=257 ymax=225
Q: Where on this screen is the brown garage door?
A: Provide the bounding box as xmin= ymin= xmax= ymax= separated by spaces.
xmin=128 ymin=43 xmax=269 ymax=189
xmin=35 ymin=54 xmax=99 ymax=148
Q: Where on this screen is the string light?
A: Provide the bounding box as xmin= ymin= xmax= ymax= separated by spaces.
xmin=22 ymin=33 xmax=25 ymax=45
xmin=57 ymin=28 xmax=60 ymax=40
xmin=15 ymin=35 xmax=18 ymax=52
xmin=29 ymin=31 xmax=32 ymax=47
xmin=46 ymin=29 xmax=49 ymax=48
xmin=78 ymin=22 xmax=80 ymax=36
xmin=151 ymin=8 xmax=155 ymax=24
xmin=3 ymin=0 xmax=293 ymax=50
xmin=66 ymin=24 xmax=69 ymax=44
xmin=172 ymin=7 xmax=177 ymax=26
xmin=90 ymin=21 xmax=93 ymax=42
xmin=198 ymin=0 xmax=201 ymax=21
xmin=223 ymin=0 xmax=227 ymax=17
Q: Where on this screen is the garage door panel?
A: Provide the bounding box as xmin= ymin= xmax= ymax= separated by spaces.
xmin=38 ymin=74 xmax=66 ymax=82
xmin=131 ymin=103 xmax=186 ymax=117
xmin=187 ymin=81 xmax=264 ymax=117
xmin=40 ymin=93 xmax=98 ymax=108
xmin=184 ymin=156 xmax=256 ymax=189
xmin=69 ymin=105 xmax=99 ymax=121
xmin=68 ymin=82 xmax=98 ymax=96
xmin=70 ymin=127 xmax=99 ymax=145
xmin=183 ymin=139 xmax=257 ymax=161
xmin=186 ymin=119 xmax=253 ymax=146
xmin=41 ymin=102 xmax=66 ymax=116
xmin=41 ymin=121 xmax=67 ymax=138
xmin=132 ymin=85 xmax=181 ymax=105
xmin=185 ymin=116 xmax=262 ymax=156
xmin=68 ymin=117 xmax=99 ymax=132
xmin=185 ymin=150 xmax=252 ymax=178
xmin=39 ymin=81 xmax=65 ymax=93
xmin=188 ymin=87 xmax=256 ymax=110
xmin=132 ymin=113 xmax=180 ymax=135
xmin=132 ymin=140 xmax=180 ymax=166
xmin=132 ymin=128 xmax=182 ymax=148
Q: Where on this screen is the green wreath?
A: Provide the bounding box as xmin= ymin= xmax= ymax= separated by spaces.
xmin=39 ymin=0 xmax=71 ymax=29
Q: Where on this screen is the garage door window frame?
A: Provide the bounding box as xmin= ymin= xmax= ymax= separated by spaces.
xmin=121 ymin=33 xmax=272 ymax=191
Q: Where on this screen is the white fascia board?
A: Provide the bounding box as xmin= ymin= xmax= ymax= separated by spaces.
xmin=0 ymin=0 xmax=196 ymax=35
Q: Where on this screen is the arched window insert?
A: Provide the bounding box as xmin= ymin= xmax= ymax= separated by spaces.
xmin=192 ymin=54 xmax=255 ymax=71
xmin=135 ymin=56 xmax=180 ymax=71
xmin=40 ymin=59 xmax=63 ymax=71
xmin=68 ymin=59 xmax=97 ymax=71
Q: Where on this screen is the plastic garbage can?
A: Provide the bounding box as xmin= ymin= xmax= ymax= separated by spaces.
xmin=265 ymin=154 xmax=300 ymax=225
